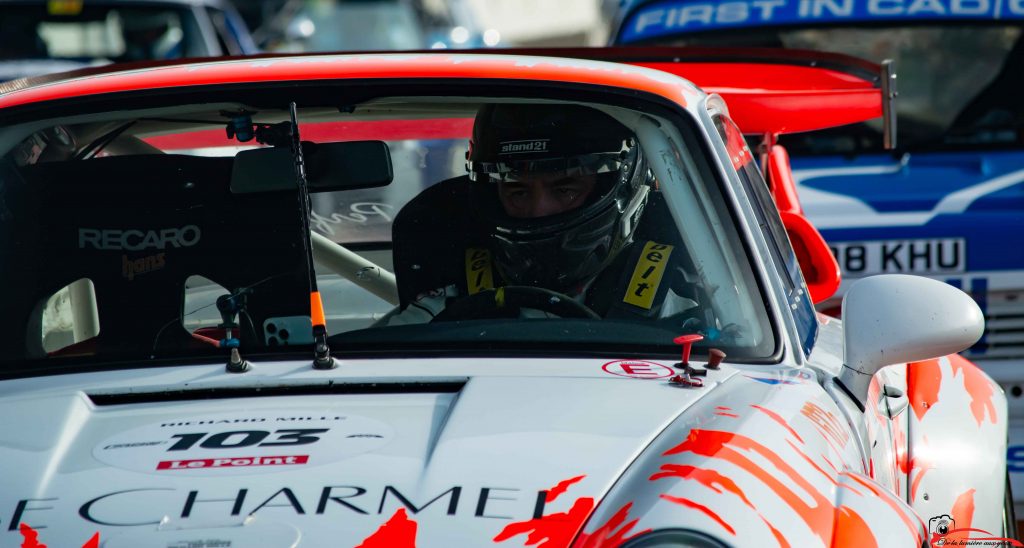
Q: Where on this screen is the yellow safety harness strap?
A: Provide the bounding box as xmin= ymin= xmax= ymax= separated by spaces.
xmin=464 ymin=248 xmax=494 ymax=295
xmin=622 ymin=241 xmax=674 ymax=310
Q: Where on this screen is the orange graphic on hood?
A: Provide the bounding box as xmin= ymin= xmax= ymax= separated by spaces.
xmin=660 ymin=495 xmax=736 ymax=535
xmin=494 ymin=476 xmax=595 ymax=548
xmin=831 ymin=506 xmax=876 ymax=548
xmin=19 ymin=524 xmax=99 ymax=548
xmin=650 ymin=464 xmax=753 ymax=508
xmin=547 ymin=475 xmax=586 ymax=503
xmin=494 ymin=497 xmax=594 ymax=547
xmin=356 ymin=508 xmax=418 ymax=548
xmin=494 ymin=476 xmax=648 ymax=548
xmin=665 ymin=428 xmax=876 ymax=546
xmin=800 ymin=401 xmax=849 ymax=452
xmin=649 ymin=461 xmax=797 ymax=544
xmin=766 ymin=519 xmax=791 ymax=548
xmin=572 ymin=503 xmax=649 ymax=548
xmin=751 ymin=404 xmax=804 ymax=443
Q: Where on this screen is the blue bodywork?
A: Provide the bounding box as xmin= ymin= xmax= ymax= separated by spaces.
xmin=616 ymin=0 xmax=1024 ymax=43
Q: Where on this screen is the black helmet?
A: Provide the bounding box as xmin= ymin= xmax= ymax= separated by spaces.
xmin=466 ymin=103 xmax=652 ymax=291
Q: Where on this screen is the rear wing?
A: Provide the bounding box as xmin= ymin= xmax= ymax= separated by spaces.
xmin=492 ymin=47 xmax=897 ymax=148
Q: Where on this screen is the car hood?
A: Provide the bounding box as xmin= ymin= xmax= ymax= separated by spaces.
xmin=0 ymin=356 xmax=739 ymax=547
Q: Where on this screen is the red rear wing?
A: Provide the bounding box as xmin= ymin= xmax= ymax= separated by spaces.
xmin=496 ymin=47 xmax=897 ymax=147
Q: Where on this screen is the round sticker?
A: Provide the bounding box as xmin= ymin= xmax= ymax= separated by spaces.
xmin=601 ymin=360 xmax=675 ymax=379
xmin=94 ymin=410 xmax=393 ymax=476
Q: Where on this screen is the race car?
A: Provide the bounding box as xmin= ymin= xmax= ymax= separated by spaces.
xmin=0 ymin=0 xmax=259 ymax=82
xmin=0 ymin=49 xmax=1011 ymax=546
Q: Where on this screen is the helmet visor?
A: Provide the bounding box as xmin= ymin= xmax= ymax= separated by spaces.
xmin=467 ymin=151 xmax=625 ymax=183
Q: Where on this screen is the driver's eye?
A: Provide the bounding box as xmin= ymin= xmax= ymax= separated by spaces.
xmin=554 ymin=186 xmax=581 ymax=201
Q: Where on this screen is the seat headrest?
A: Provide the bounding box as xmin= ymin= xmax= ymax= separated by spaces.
xmin=0 ymin=154 xmax=311 ymax=357
xmin=391 ymin=176 xmax=493 ymax=307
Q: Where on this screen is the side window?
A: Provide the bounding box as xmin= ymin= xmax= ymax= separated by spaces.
xmin=713 ymin=115 xmax=801 ymax=291
xmin=41 ymin=278 xmax=100 ymax=355
xmin=182 ymin=274 xmax=228 ymax=335
xmin=713 ymin=114 xmax=818 ymax=352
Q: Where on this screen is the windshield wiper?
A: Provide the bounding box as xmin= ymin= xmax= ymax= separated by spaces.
xmin=286 ymin=102 xmax=335 ymax=370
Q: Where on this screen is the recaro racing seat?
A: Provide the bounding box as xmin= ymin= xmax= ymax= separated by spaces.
xmin=0 ymin=153 xmax=311 ymax=359
xmin=390 ymin=175 xmax=492 ymax=309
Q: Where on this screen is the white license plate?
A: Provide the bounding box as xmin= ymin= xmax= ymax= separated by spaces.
xmin=829 ymin=238 xmax=966 ymax=276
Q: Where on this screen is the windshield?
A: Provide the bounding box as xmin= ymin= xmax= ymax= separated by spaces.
xmin=621 ymin=18 xmax=1024 ymax=153
xmin=0 ymin=2 xmax=210 ymax=64
xmin=0 ymin=94 xmax=774 ymax=370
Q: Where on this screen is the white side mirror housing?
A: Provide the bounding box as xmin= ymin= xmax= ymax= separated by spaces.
xmin=838 ymin=274 xmax=984 ymax=407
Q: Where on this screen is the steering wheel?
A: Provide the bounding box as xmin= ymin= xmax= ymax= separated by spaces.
xmin=431 ymin=286 xmax=601 ymax=322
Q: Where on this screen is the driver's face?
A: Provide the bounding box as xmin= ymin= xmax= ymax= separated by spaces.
xmin=497 ymin=173 xmax=596 ymax=219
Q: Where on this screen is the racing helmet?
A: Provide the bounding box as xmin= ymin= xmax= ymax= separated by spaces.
xmin=120 ymin=11 xmax=183 ymax=61
xmin=466 ymin=103 xmax=652 ymax=291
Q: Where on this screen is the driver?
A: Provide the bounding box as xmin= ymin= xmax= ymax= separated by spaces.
xmin=386 ymin=103 xmax=707 ymax=326
xmin=118 ymin=12 xmax=184 ymax=62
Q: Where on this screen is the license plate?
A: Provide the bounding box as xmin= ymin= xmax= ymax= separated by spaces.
xmin=829 ymin=238 xmax=966 ymax=277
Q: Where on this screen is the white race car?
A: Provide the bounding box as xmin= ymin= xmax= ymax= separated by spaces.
xmin=0 ymin=49 xmax=1011 ymax=547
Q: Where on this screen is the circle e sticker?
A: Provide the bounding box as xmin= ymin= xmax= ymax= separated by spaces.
xmin=601 ymin=360 xmax=675 ymax=379
xmin=93 ymin=410 xmax=393 ymax=476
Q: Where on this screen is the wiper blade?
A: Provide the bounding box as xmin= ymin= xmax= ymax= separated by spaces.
xmin=287 ymin=102 xmax=335 ymax=370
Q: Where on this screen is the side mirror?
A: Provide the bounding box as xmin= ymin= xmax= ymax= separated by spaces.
xmin=838 ymin=274 xmax=984 ymax=407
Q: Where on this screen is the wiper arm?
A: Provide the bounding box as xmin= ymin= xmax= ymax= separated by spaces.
xmin=287 ymin=102 xmax=335 ymax=370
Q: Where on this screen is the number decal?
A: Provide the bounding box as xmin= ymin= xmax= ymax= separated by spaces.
xmin=260 ymin=428 xmax=329 ymax=447
xmin=168 ymin=433 xmax=206 ymax=451
xmin=200 ymin=430 xmax=270 ymax=449
xmin=166 ymin=429 xmax=329 ymax=451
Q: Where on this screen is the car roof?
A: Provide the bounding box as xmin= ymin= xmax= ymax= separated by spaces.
xmin=0 ymin=52 xmax=708 ymax=112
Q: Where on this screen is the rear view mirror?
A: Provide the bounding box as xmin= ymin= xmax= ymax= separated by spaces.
xmin=230 ymin=141 xmax=393 ymax=194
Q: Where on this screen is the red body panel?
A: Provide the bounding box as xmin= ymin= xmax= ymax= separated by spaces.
xmin=633 ymin=61 xmax=882 ymax=135
xmin=0 ymin=50 xmax=885 ymax=139
xmin=0 ymin=55 xmax=695 ymax=111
